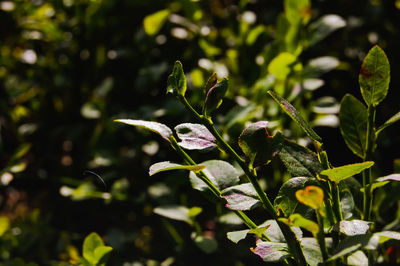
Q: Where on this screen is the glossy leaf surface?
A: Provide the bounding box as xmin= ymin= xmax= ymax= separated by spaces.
xmin=149 ymin=161 xmax=205 ymax=176
xmin=115 ymin=119 xmax=172 ymax=142
xmin=251 ymin=242 xmax=290 ymax=263
xmin=174 ymin=123 xmax=216 ymax=150
xmin=221 ymin=183 xmax=260 ymax=211
xmin=167 ymin=61 xmax=187 ymax=96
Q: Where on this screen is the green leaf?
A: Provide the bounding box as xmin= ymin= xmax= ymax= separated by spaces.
xmin=193 ymin=235 xmax=218 ymax=253
xmin=340 ymin=190 xmax=355 ymax=219
xmin=189 ymin=160 xmax=240 ymax=192
xmin=267 ymin=52 xmax=299 ymax=80
xmin=278 ymin=139 xmax=323 ymax=178
xmin=226 ymin=225 xmax=270 ymax=244
xmin=359 ymin=45 xmax=390 ymax=107
xmin=339 ymin=94 xmax=368 ymax=158
xmin=188 ymin=206 xmax=203 ymax=218
xmin=114 ymin=119 xmax=172 ymax=142
xmin=221 ymin=183 xmax=260 ymax=211
xmin=166 ymin=61 xmax=187 ymax=96
xmin=376 ymin=110 xmax=400 ymax=135
xmin=361 ymin=174 xmax=400 ymax=192
xmin=268 ymin=89 xmax=322 ymax=143
xmin=0 ymin=216 xmax=10 ymax=237
xmin=347 ymin=250 xmax=368 ymax=266
xmin=251 ymin=242 xmax=291 ymax=263
xmin=280 ymin=213 xmax=319 ymax=236
xmin=308 ymin=15 xmax=346 ymax=46
xmin=373 ymin=231 xmax=400 ymax=243
xmin=143 ymin=9 xmax=170 ymax=36
xmin=284 ymin=0 xmax=311 ymax=25
xmin=174 ymin=123 xmax=216 ymax=150
xmin=259 ymin=220 xmax=303 ymax=242
xmin=83 ymin=232 xmax=112 ymax=265
xmin=329 ymin=234 xmax=379 ymax=262
xmin=203 ymin=78 xmax=228 ymax=116
xmin=302 ymin=57 xmax=339 ymax=78
xmin=153 ymin=205 xmax=194 ymax=224
xmin=274 ymin=177 xmax=318 ymax=217
xmin=333 ymin=220 xmax=371 ymax=236
xmin=203 ymin=72 xmax=217 ymax=94
xmin=148 ymin=161 xmax=205 ymax=176
xmin=238 ymin=121 xmax=283 ymax=166
xmin=301 ymin=238 xmax=325 ymax=266
xmin=320 ymin=161 xmax=374 ymax=183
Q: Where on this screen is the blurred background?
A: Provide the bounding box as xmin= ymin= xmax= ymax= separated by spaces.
xmin=1 ymin=0 xmax=400 ymax=265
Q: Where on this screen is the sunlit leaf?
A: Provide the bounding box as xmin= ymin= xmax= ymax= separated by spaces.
xmin=377 ymin=110 xmax=400 ymax=135
xmin=295 ymin=185 xmax=324 ymax=211
xmin=0 ymin=216 xmax=10 ymax=237
xmin=114 ymin=119 xmax=173 ymax=142
xmin=284 ymin=0 xmax=311 ymax=25
xmin=143 ymin=9 xmax=170 ymax=36
xmin=308 ymin=14 xmax=346 ymax=46
xmin=278 ymin=139 xmax=323 ymax=178
xmin=251 ymin=242 xmax=291 ymax=263
xmin=320 ymin=161 xmax=374 ymax=183
xmin=167 ymin=61 xmax=187 ymax=96
xmin=174 ymin=123 xmax=216 ymax=150
xmin=339 ymin=94 xmax=368 ymax=158
xmin=275 ymin=177 xmax=318 ymax=217
xmin=303 ymin=57 xmax=339 ymax=78
xmin=347 ymin=250 xmax=368 ymax=266
xmin=268 ymin=89 xmax=322 ymax=143
xmin=268 ymin=52 xmax=299 ymax=80
xmin=280 ymin=213 xmax=319 ymax=236
xmin=333 ymin=220 xmax=371 ymax=236
xmin=259 ymin=220 xmax=303 ymax=242
xmin=149 ymin=161 xmax=205 ymax=176
xmin=203 ymin=78 xmax=228 ymax=116
xmin=227 ymin=225 xmax=270 ymax=244
xmin=373 ymin=231 xmax=400 ymax=243
xmin=221 ymin=183 xmax=260 ymax=211
xmin=83 ymin=232 xmax=112 ymax=265
xmin=189 ymin=160 xmax=240 ymax=192
xmin=359 ymin=45 xmax=390 ymax=107
xmin=238 ymin=121 xmax=283 ymax=166
xmin=153 ymin=205 xmax=192 ymax=224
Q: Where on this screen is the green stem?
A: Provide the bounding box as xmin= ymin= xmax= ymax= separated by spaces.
xmin=178 ymin=95 xmax=307 ymax=265
xmin=331 ymin=181 xmax=343 ymax=222
xmin=363 ymin=106 xmax=376 ymax=221
xmin=170 ymin=136 xmax=271 ymax=241
xmin=316 ymin=212 xmax=329 ymax=262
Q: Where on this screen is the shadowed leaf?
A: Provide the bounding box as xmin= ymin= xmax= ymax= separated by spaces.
xmin=167 ymin=61 xmax=187 ymax=96
xmin=339 ymin=94 xmax=368 ymax=158
xmin=203 ymin=72 xmax=217 ymax=94
xmin=259 ymin=220 xmax=303 ymax=242
xmin=308 ymin=14 xmax=346 ymax=46
xmin=203 ymin=78 xmax=228 ymax=116
xmin=377 ymin=110 xmax=400 ymax=135
xmin=227 ymin=225 xmax=270 ymax=244
xmin=359 ymin=45 xmax=390 ymax=107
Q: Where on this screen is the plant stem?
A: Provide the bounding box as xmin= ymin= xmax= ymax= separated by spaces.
xmin=316 ymin=212 xmax=329 ymax=262
xmin=178 ymin=95 xmax=307 ymax=265
xmin=170 ymin=136 xmax=271 ymax=241
xmin=363 ymin=106 xmax=376 ymax=221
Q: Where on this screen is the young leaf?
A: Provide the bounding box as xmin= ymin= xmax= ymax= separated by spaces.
xmin=333 ymin=220 xmax=371 ymax=236
xmin=189 ymin=160 xmax=240 ymax=192
xmin=359 ymin=45 xmax=390 ymax=107
xmin=166 ymin=61 xmax=187 ymax=96
xmin=268 ymin=89 xmax=322 ymax=143
xmin=153 ymin=205 xmax=193 ymax=224
xmin=114 ymin=119 xmax=172 ymax=142
xmin=83 ymin=232 xmax=112 ymax=265
xmin=278 ymin=139 xmax=323 ymax=178
xmin=203 ymin=78 xmax=228 ymax=116
xmin=143 ymin=9 xmax=170 ymax=36
xmin=339 ymin=94 xmax=368 ymax=158
xmin=174 ymin=123 xmax=216 ymax=150
xmin=203 ymin=72 xmax=217 ymax=94
xmin=280 ymin=213 xmax=319 ymax=236
xmin=376 ymin=110 xmax=400 ymax=135
xmin=238 ymin=121 xmax=283 ymax=166
xmin=221 ymin=183 xmax=260 ymax=211
xmin=251 ymin=242 xmax=291 ymax=263
xmin=320 ymin=161 xmax=374 ymax=183
xmin=295 ymin=185 xmax=324 ymax=211
xmin=149 ymin=161 xmax=205 ymax=176
xmin=308 ymin=14 xmax=346 ymax=46
xmin=274 ymin=177 xmax=319 ymax=217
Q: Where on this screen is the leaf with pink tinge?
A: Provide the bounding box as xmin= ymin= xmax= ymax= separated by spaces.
xmin=376 ymin=174 xmax=400 ymax=182
xmin=251 ymin=242 xmax=290 ymax=263
xmin=221 ymin=183 xmax=260 ymax=211
xmin=115 ymin=119 xmax=172 ymax=142
xmin=333 ymin=220 xmax=371 ymax=236
xmin=175 ymin=123 xmax=216 ymax=150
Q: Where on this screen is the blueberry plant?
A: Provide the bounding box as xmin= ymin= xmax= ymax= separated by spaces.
xmin=116 ymin=45 xmax=400 ymax=265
